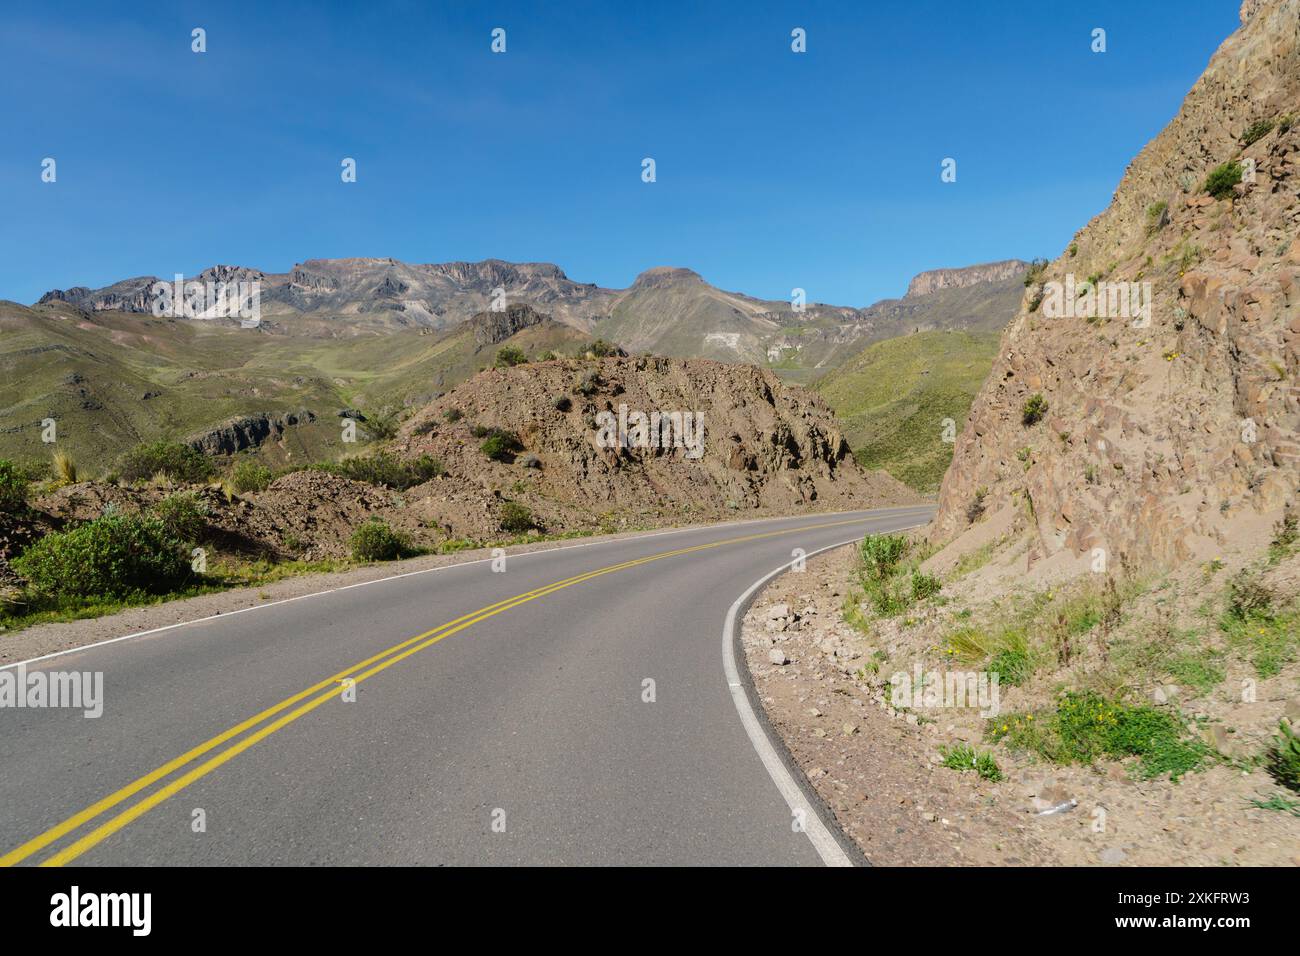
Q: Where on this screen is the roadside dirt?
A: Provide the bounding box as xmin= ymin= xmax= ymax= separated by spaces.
xmin=741 ymin=545 xmax=1300 ymax=866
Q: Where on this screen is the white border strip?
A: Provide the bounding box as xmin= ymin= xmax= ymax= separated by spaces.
xmin=2 ymin=507 xmax=936 ymax=674
xmin=721 ymin=520 xmax=928 ymax=867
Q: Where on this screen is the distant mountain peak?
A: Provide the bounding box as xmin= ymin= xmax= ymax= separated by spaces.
xmin=906 ymin=259 xmax=1029 ymax=297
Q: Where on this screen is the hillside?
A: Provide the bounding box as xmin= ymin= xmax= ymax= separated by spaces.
xmin=0 ymin=299 xmax=588 ymax=473
xmin=816 ymin=329 xmax=1003 ymax=494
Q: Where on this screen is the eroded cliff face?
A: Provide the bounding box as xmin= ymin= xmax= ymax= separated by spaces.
xmin=905 ymin=260 xmax=1029 ymax=298
xmin=932 ymin=0 xmax=1299 ymax=571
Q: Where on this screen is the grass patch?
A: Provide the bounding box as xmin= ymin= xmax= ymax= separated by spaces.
xmin=939 ymin=743 xmax=1003 ymax=782
xmin=1265 ymin=719 xmax=1300 ymax=792
xmin=845 ymin=533 xmax=940 ymax=621
xmin=990 ymin=691 xmax=1211 ymax=780
xmin=1204 ymin=161 xmax=1243 ymax=200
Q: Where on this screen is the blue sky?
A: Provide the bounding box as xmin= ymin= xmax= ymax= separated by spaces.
xmin=1 ymin=0 xmax=1241 ymax=307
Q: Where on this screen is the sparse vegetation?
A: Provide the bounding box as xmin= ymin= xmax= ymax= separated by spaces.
xmin=1145 ymin=200 xmax=1168 ymax=235
xmin=479 ymin=430 xmax=522 ymax=462
xmin=846 ymin=533 xmax=940 ymax=620
xmin=965 ymin=487 xmax=988 ymax=524
xmin=52 ymin=450 xmax=79 ymax=485
xmin=991 ymin=691 xmax=1210 ymax=781
xmin=1203 ymin=161 xmax=1243 ymax=200
xmin=230 ymin=457 xmax=273 ymax=493
xmin=443 ymin=407 xmax=464 ymax=423
xmin=1241 ymin=118 xmax=1275 ymax=146
xmin=0 ymin=458 xmax=30 ymax=511
xmin=117 ymin=441 xmax=214 ymax=484
xmin=315 ymin=452 xmax=444 ymax=489
xmin=494 ymin=345 xmax=527 ymax=368
xmin=498 ymin=501 xmax=537 ymax=534
xmin=1266 ymin=720 xmax=1300 ymax=792
xmin=939 ymin=743 xmax=1003 ymax=782
xmin=1022 ymin=258 xmax=1048 ymax=287
xmin=1021 ymin=393 xmax=1048 ymax=426
xmin=588 ymin=339 xmax=619 ymax=358
xmin=551 ymin=394 xmax=572 ymax=412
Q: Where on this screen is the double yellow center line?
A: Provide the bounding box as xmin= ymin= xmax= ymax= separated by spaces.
xmin=3 ymin=512 xmax=920 ymax=866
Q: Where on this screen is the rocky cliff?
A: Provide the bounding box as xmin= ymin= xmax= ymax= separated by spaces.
xmin=932 ymin=0 xmax=1300 ymax=571
xmin=906 ymin=260 xmax=1029 ymax=298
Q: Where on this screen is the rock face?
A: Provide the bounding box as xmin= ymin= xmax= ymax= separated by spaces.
xmin=185 ymin=410 xmax=316 ymax=456
xmin=932 ymin=0 xmax=1300 ymax=569
xmin=468 ymin=303 xmax=550 ymax=347
xmin=906 ymin=260 xmax=1029 ymax=298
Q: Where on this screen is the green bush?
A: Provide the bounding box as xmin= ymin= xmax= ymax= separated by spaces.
xmin=230 ymin=457 xmax=273 ymax=493
xmin=573 ymin=371 xmax=601 ymax=396
xmin=1266 ymin=719 xmax=1300 ymax=792
xmin=349 ymin=520 xmax=410 ymax=562
xmin=0 ymin=459 xmax=29 ymax=511
xmin=443 ymin=408 xmax=464 ymax=423
xmin=1204 ymin=161 xmax=1243 ymax=200
xmin=1021 ymin=393 xmax=1048 ymax=426
xmin=1241 ymin=119 xmax=1275 ymax=146
xmin=588 ymin=339 xmax=618 ymax=357
xmin=118 ymin=441 xmax=214 ymax=484
xmin=494 ymin=345 xmax=527 ymax=368
xmin=849 ymin=534 xmax=940 ymax=619
xmin=316 ymin=452 xmax=443 ymax=489
xmin=151 ymin=492 xmax=209 ymax=543
xmin=480 ymin=431 xmax=522 ymax=462
xmin=499 ymin=502 xmax=537 ymax=534
xmin=12 ymin=513 xmax=191 ymax=599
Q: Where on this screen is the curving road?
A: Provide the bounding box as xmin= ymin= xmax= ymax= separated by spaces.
xmin=0 ymin=506 xmax=932 ymax=867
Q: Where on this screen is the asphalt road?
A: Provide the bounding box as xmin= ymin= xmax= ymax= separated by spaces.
xmin=0 ymin=506 xmax=932 ymax=867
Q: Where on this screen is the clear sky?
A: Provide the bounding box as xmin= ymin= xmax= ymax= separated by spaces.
xmin=1 ymin=0 xmax=1242 ymax=307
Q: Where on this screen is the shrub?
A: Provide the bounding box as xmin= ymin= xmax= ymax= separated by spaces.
xmin=1145 ymin=201 xmax=1168 ymax=235
xmin=443 ymin=408 xmax=464 ymax=423
xmin=517 ymin=453 xmax=542 ymax=470
xmin=151 ymin=492 xmax=209 ymax=543
xmin=0 ymin=459 xmax=29 ymax=511
xmin=1203 ymin=161 xmax=1243 ymax=200
xmin=1241 ymin=119 xmax=1275 ymax=146
xmin=1266 ymin=719 xmax=1300 ymax=792
xmin=588 ymin=339 xmax=618 ymax=358
xmin=118 ymin=441 xmax=214 ymax=484
xmin=349 ymin=520 xmax=410 ymax=562
xmin=1022 ymin=258 xmax=1048 ymax=287
xmin=551 ymin=394 xmax=572 ymax=412
xmin=499 ymin=501 xmax=537 ymax=534
xmin=12 ymin=513 xmax=190 ymax=598
xmin=494 ymin=345 xmax=527 ymax=368
xmin=965 ymin=487 xmax=988 ymax=524
xmin=1225 ymin=569 xmax=1274 ymax=622
xmin=317 ymin=452 xmax=443 ymax=489
xmin=480 ymin=431 xmax=522 ymax=462
xmin=1021 ymin=393 xmax=1048 ymax=426
xmin=850 ymin=534 xmax=939 ymax=618
xmin=573 ymin=371 xmax=601 ymax=396
xmin=230 ymin=457 xmax=273 ymax=493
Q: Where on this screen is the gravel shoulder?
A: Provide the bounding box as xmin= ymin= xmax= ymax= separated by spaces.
xmin=740 ymin=545 xmax=1300 ymax=866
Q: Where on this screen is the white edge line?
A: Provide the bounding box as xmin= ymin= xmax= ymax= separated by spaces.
xmin=721 ymin=519 xmax=929 ymax=868
xmin=2 ymin=506 xmax=936 ymax=673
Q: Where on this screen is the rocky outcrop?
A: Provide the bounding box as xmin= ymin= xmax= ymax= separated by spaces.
xmin=932 ymin=0 xmax=1300 ymax=570
xmin=395 ymin=356 xmax=920 ymax=517
xmin=185 ymin=410 xmax=316 ymax=456
xmin=906 ymin=260 xmax=1029 ymax=298
xmin=468 ymin=303 xmax=550 ymax=346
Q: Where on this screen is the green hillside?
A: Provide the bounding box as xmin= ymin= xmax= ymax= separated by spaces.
xmin=814 ymin=329 xmax=1001 ymax=495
